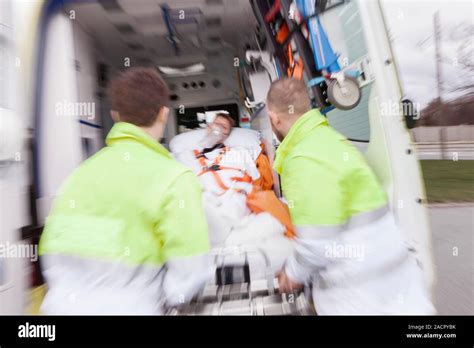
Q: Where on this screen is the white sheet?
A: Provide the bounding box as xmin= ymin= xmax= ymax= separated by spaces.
xmin=171 ymin=129 xmax=293 ymax=276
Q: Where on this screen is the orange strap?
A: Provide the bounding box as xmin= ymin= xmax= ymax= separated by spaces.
xmin=286 ymin=45 xmax=304 ymax=80
xmin=193 ymin=148 xmax=253 ymax=194
xmin=276 ymin=22 xmax=290 ymax=44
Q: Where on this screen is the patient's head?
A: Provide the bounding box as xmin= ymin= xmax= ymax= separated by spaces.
xmin=205 ymin=113 xmax=235 ymax=145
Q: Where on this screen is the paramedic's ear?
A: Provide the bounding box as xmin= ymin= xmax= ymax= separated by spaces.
xmin=157 ymin=106 xmax=169 ymax=124
xmin=267 ymin=108 xmax=281 ymax=128
xmin=110 ymin=110 xmax=120 ymax=122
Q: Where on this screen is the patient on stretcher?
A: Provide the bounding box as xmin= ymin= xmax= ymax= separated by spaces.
xmin=170 ymin=113 xmax=293 ymax=273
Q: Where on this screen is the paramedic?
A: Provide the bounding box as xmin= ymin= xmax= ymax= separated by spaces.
xmin=39 ymin=67 xmax=213 ymax=314
xmin=268 ymin=78 xmax=435 ymax=314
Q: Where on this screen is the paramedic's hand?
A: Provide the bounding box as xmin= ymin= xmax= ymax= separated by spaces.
xmin=277 ymin=270 xmax=304 ymax=293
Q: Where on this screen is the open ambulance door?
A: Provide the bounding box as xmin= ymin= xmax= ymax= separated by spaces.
xmin=244 ymin=0 xmax=435 ymax=297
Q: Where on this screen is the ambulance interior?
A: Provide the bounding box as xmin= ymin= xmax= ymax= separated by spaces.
xmin=8 ymin=0 xmax=434 ymax=315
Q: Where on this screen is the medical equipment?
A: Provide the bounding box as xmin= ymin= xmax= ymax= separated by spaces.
xmin=251 ymin=0 xmax=362 ymax=111
xmin=199 ymin=124 xmax=226 ymax=148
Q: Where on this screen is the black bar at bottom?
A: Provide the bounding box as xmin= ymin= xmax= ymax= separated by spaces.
xmin=0 ymin=315 xmax=472 ymax=346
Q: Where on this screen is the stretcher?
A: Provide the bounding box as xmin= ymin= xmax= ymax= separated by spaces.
xmin=167 ymin=247 xmax=316 ymax=315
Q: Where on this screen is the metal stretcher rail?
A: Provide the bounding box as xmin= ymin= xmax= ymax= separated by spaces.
xmin=168 ymin=245 xmax=317 ymax=315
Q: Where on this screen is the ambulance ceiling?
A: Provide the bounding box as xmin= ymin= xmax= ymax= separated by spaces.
xmin=65 ymin=0 xmax=258 ymax=67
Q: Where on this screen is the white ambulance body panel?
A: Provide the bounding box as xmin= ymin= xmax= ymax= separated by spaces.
xmin=3 ymin=0 xmax=434 ymax=314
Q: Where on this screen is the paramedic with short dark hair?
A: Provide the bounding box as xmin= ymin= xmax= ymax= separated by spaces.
xmin=39 ymin=67 xmax=213 ymax=314
xmin=267 ymin=78 xmax=435 ymax=314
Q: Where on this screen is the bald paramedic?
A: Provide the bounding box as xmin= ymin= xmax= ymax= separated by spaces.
xmin=267 ymin=78 xmax=434 ymax=314
xmin=39 ymin=67 xmax=212 ymax=314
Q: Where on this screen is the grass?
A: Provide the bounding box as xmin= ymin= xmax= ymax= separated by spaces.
xmin=420 ymin=160 xmax=474 ymax=203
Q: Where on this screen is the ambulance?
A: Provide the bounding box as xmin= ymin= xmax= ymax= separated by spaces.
xmin=0 ymin=0 xmax=434 ymax=314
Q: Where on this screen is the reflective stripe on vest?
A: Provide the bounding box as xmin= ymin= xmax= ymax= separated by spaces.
xmin=296 ymin=204 xmax=390 ymax=240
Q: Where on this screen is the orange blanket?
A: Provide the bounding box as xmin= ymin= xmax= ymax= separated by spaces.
xmin=247 ymin=189 xmax=295 ymax=239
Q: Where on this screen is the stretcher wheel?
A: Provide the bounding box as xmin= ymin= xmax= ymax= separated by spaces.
xmin=327 ymin=76 xmax=362 ymax=110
